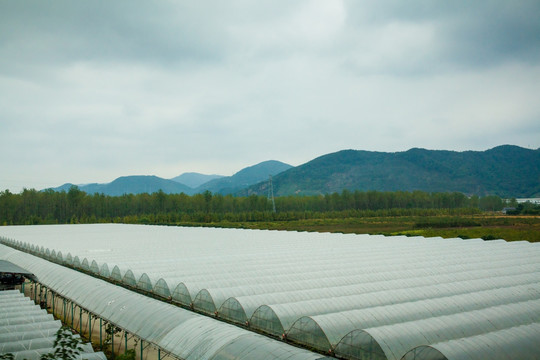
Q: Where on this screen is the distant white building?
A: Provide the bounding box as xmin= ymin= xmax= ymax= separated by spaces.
xmin=516 ymin=198 xmax=540 ymax=204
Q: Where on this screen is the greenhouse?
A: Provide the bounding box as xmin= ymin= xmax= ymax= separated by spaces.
xmin=401 ymin=323 xmax=540 ymax=360
xmin=0 ymin=289 xmax=106 ymax=360
xmin=0 ymin=244 xmax=330 ymax=360
xmin=0 ymin=224 xmax=539 ymax=359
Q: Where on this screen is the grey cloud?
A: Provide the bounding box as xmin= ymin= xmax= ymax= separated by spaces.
xmin=343 ymin=0 xmax=540 ymax=73
xmin=0 ymin=1 xmax=230 ymax=71
xmin=432 ymin=1 xmax=540 ymax=68
xmin=3 ymin=1 xmax=539 ymax=74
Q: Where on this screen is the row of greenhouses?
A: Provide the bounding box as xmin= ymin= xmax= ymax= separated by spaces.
xmin=1 ymin=224 xmax=539 ymax=359
xmin=0 ymin=289 xmax=106 ymax=360
xmin=0 ymin=244 xmax=330 ymax=360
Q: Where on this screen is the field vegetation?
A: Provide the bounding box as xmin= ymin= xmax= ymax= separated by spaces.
xmin=208 ymin=214 xmax=540 ymax=243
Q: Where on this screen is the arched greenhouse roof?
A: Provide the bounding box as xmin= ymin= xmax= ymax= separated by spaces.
xmin=334 ymin=300 xmax=540 ymax=360
xmin=0 ymin=244 xmax=331 ymax=360
xmin=1 ymin=224 xmax=539 ymax=359
xmin=286 ymin=282 xmax=540 ymax=352
xmin=401 ymin=323 xmax=540 ymax=360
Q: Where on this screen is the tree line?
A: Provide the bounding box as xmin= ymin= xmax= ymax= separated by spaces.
xmin=0 ymin=186 xmax=511 ymax=226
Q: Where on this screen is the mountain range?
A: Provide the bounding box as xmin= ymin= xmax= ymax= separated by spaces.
xmin=48 ymin=145 xmax=540 ymax=198
xmin=244 ymin=145 xmax=540 ymax=198
xmin=50 ymin=160 xmax=292 ymax=196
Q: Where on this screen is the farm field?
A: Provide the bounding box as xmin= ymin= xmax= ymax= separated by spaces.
xmin=171 ymin=214 xmax=540 ymax=243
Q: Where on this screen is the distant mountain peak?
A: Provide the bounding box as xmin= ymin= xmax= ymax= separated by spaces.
xmin=196 ymin=160 xmax=293 ymax=195
xmin=170 ymin=172 xmax=224 ymax=188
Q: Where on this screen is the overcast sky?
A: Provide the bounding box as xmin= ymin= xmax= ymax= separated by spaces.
xmin=1 ymin=1 xmax=539 ymax=192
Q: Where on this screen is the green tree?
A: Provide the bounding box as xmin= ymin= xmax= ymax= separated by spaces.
xmin=116 ymin=349 xmax=136 ymax=360
xmin=478 ymin=195 xmax=503 ymax=211
xmin=203 ymin=190 xmax=213 ymax=213
xmin=40 ymin=326 xmax=84 ymax=360
xmin=67 ymin=186 xmax=85 ymax=220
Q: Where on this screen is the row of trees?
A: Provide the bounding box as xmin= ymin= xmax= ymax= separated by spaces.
xmin=0 ymin=186 xmax=511 ymax=225
xmin=506 ymin=202 xmax=540 ymax=215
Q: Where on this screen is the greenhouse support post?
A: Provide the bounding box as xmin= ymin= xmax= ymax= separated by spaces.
xmin=99 ymin=318 xmax=102 ymax=349
xmin=89 ymin=314 xmax=92 ymax=342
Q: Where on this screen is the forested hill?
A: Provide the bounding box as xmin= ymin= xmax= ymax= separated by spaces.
xmin=243 ymin=145 xmax=540 ymax=198
xmin=55 ymin=176 xmax=193 ymax=196
xmin=195 ymin=160 xmax=292 ymax=195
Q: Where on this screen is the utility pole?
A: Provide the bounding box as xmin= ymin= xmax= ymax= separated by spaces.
xmin=268 ymin=175 xmax=276 ymax=213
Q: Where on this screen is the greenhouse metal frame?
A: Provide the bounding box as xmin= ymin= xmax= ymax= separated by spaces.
xmin=0 ymin=224 xmax=539 ymax=359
